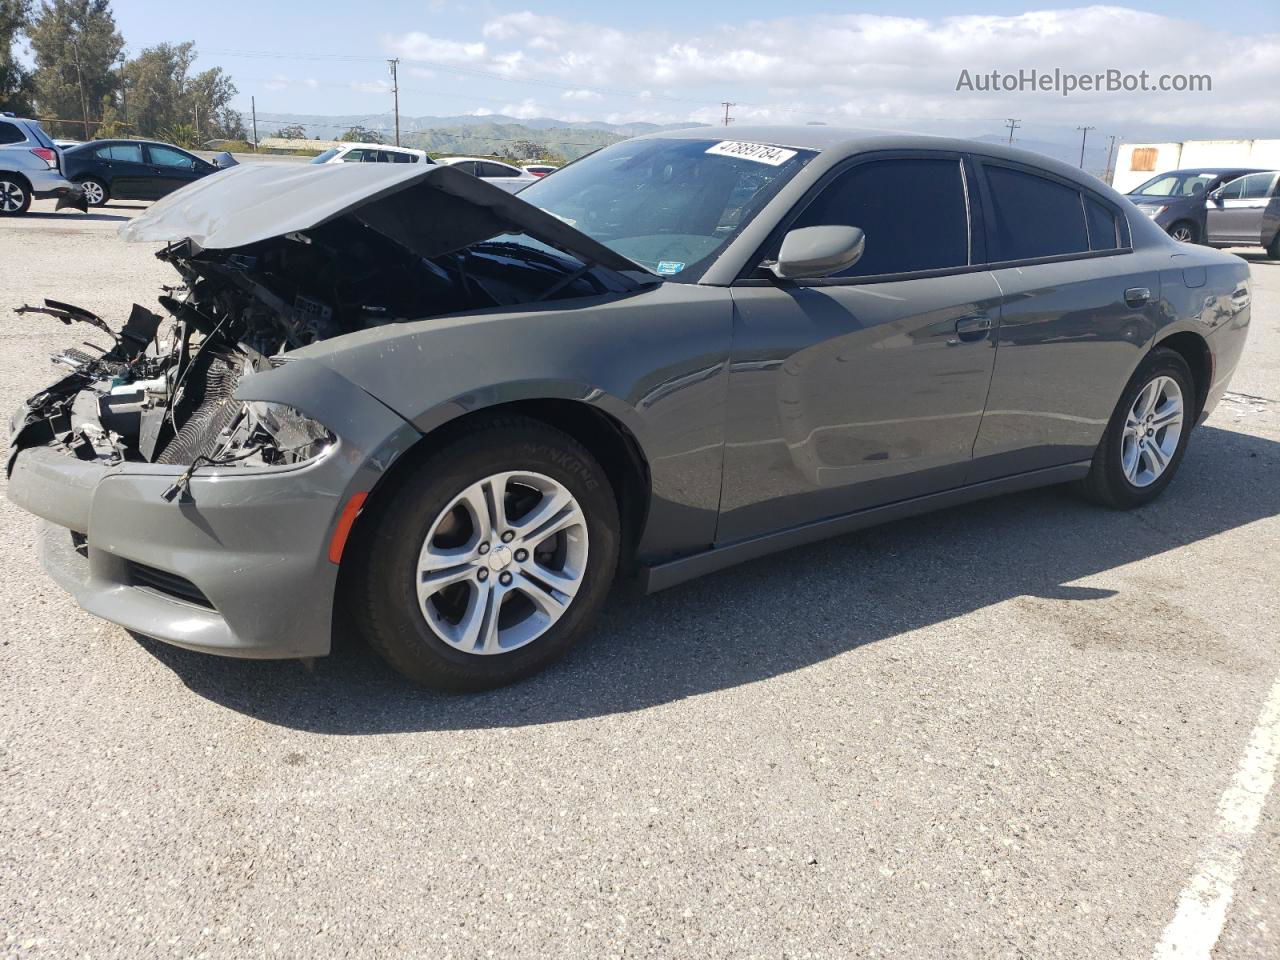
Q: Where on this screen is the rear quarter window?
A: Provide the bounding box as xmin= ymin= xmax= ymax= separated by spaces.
xmin=1084 ymin=197 xmax=1121 ymax=251
xmin=0 ymin=121 xmax=26 ymax=145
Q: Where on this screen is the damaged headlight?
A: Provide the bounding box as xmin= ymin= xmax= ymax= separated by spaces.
xmin=240 ymin=402 xmax=335 ymax=465
xmin=162 ymin=402 xmax=335 ymax=502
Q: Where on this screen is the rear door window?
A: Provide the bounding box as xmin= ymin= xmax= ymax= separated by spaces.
xmin=1239 ymin=173 xmax=1276 ymax=200
xmin=984 ymin=165 xmax=1089 ymax=261
xmin=477 ymin=161 xmax=517 ymax=178
xmin=788 ymin=157 xmax=970 ymax=278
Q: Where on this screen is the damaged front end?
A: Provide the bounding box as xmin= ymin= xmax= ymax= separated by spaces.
xmin=10 ymin=163 xmax=649 ymax=494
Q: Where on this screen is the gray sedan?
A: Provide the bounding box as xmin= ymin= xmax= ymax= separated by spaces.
xmin=7 ymin=127 xmax=1252 ymax=689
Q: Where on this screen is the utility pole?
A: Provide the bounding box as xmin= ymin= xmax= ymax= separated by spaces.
xmin=1005 ymin=118 xmax=1020 ymax=144
xmin=720 ymin=101 xmax=734 ymax=127
xmin=251 ymin=96 xmax=258 ymax=150
xmin=117 ymin=54 xmax=128 ymax=127
xmin=193 ymin=102 xmax=200 ymax=140
xmin=388 ymin=58 xmax=400 ymax=145
xmin=1077 ymin=125 xmax=1095 ymax=168
xmin=1103 ymin=134 xmax=1118 ymax=185
xmin=71 ymin=38 xmax=91 ymax=141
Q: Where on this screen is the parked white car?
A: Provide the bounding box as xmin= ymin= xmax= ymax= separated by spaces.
xmin=310 ymin=143 xmax=430 ymax=165
xmin=435 ymin=156 xmax=537 ymax=193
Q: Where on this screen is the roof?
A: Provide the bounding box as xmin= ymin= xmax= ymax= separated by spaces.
xmin=640 ymin=124 xmax=1115 ymax=190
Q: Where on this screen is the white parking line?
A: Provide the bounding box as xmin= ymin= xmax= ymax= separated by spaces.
xmin=1152 ymin=675 xmax=1280 ymax=960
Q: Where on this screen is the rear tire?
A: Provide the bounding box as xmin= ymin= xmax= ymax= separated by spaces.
xmin=78 ymin=177 xmax=108 ymax=207
xmin=0 ymin=176 xmax=31 ymax=215
xmin=1167 ymin=220 xmax=1198 ymax=244
xmin=350 ymin=418 xmax=620 ymax=690
xmin=1078 ymin=347 xmax=1195 ymax=509
xmin=1267 ymin=232 xmax=1280 ymax=260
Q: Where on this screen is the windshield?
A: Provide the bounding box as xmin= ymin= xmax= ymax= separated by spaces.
xmin=513 ymin=137 xmax=816 ymax=280
xmin=1129 ymin=171 xmax=1221 ymax=197
xmin=310 ymin=148 xmax=340 ymax=164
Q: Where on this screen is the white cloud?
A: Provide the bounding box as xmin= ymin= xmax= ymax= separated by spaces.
xmin=387 ymin=32 xmax=486 ymax=63
xmin=561 ymin=89 xmax=602 ymax=102
xmin=442 ymin=7 xmax=1278 ymax=133
xmin=351 ymin=80 xmax=392 ymax=95
xmin=265 ymin=74 xmax=290 ymax=92
xmin=498 ymin=98 xmax=546 ymax=120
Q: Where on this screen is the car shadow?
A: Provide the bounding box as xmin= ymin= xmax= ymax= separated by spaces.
xmin=23 ymin=211 xmax=131 ymax=222
xmin=137 ymin=424 xmax=1280 ymax=733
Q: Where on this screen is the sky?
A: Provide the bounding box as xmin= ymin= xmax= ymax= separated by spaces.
xmin=97 ymin=1 xmax=1280 ymax=142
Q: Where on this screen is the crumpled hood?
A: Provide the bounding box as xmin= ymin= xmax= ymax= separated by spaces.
xmin=117 ymin=161 xmax=644 ymax=274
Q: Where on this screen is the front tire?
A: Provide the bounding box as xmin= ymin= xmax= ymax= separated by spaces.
xmin=1167 ymin=220 xmax=1198 ymax=244
xmin=1078 ymin=347 xmax=1194 ymax=509
xmin=350 ymin=418 xmax=620 ymax=690
xmin=0 ymin=176 xmax=31 ymax=215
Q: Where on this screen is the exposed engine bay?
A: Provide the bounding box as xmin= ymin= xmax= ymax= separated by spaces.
xmin=10 ymin=220 xmax=623 ymax=495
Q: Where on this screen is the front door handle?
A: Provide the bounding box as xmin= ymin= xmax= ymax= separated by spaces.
xmin=949 ymin=315 xmax=992 ymax=344
xmin=1125 ymin=287 xmax=1151 ymax=307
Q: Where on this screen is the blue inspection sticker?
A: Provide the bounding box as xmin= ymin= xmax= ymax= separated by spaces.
xmin=656 ymin=261 xmax=686 ymax=275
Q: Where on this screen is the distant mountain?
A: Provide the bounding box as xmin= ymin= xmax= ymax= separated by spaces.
xmin=244 ymin=111 xmax=707 ymax=158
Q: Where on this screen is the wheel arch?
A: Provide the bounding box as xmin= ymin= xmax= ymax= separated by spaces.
xmin=345 ymin=397 xmax=652 ymax=577
xmin=1152 ymin=330 xmax=1212 ymax=422
xmin=0 ymin=169 xmax=32 ymax=192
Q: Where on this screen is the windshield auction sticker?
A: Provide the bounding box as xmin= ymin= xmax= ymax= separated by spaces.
xmin=705 ymin=141 xmax=798 ymax=166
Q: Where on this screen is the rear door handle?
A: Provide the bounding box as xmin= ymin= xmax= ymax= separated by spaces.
xmin=949 ymin=315 xmax=992 ymax=344
xmin=1125 ymin=287 xmax=1151 ymax=307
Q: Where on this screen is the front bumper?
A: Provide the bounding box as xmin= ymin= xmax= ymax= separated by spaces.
xmin=8 ymin=359 xmax=421 ymax=659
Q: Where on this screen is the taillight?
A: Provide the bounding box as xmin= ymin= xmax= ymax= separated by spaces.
xmin=31 ymin=147 xmax=58 ymax=170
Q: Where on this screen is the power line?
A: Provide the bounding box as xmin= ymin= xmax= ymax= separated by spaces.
xmin=165 ymin=44 xmax=739 ymax=109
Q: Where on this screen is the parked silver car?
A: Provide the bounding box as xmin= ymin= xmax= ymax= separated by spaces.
xmin=435 ymin=156 xmax=537 ymax=192
xmin=0 ymin=114 xmax=74 ymax=215
xmin=1203 ymin=170 xmax=1280 ymax=257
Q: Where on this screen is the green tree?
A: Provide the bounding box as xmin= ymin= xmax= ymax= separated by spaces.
xmin=0 ymin=0 xmax=34 ymax=115
xmin=273 ymin=123 xmax=306 ymax=139
xmin=28 ymin=0 xmax=122 ymax=139
xmin=124 ymin=42 xmax=243 ymax=142
xmin=339 ymin=124 xmax=382 ymax=143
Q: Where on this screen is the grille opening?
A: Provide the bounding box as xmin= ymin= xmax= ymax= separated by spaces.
xmin=127 ymin=561 xmax=214 ymax=609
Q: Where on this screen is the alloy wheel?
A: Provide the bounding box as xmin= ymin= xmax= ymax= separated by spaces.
xmin=415 ymin=471 xmax=589 ymax=655
xmin=1120 ymin=375 xmax=1184 ymax=487
xmin=0 ymin=180 xmax=25 ymax=212
xmin=1170 ymin=224 xmax=1194 ymax=242
xmin=81 ymin=180 xmax=105 ymax=205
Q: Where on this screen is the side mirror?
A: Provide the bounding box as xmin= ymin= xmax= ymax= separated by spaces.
xmin=768 ymin=225 xmax=865 ymax=280
xmin=1208 ymin=188 xmax=1224 ymax=205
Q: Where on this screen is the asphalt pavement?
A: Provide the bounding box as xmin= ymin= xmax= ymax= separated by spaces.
xmin=1 ymin=198 xmax=1277 ymax=959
